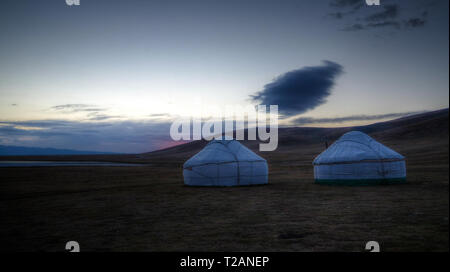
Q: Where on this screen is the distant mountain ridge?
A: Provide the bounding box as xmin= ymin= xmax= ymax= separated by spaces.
xmin=1 ymin=108 xmax=447 ymax=157
xmin=144 ymin=108 xmax=449 ymax=159
xmin=0 ymin=145 xmax=118 ymax=156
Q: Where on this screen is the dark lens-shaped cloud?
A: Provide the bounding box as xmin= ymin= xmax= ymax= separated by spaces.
xmin=405 ymin=17 xmax=426 ymax=28
xmin=329 ymin=0 xmax=434 ymax=31
xmin=250 ymin=61 xmax=343 ymax=117
xmin=0 ymin=119 xmax=175 ymax=153
xmin=365 ymin=4 xmax=398 ymax=22
xmin=51 ymin=104 xmax=107 ymax=113
xmin=291 ymin=111 xmax=422 ymax=126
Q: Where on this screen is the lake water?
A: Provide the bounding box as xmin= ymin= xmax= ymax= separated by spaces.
xmin=0 ymin=161 xmax=145 ymax=167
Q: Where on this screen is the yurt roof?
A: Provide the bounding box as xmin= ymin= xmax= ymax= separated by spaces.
xmin=184 ymin=140 xmax=266 ymax=168
xmin=313 ymin=131 xmax=404 ymax=165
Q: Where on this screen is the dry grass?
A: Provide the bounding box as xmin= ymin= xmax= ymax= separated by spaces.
xmin=0 ymin=141 xmax=447 ymax=251
xmin=0 ymin=110 xmax=448 ymax=251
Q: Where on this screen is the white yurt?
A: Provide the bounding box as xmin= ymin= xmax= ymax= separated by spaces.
xmin=313 ymin=131 xmax=406 ymax=185
xmin=183 ymin=140 xmax=268 ymax=186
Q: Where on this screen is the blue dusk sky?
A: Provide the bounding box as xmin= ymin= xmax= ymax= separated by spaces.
xmin=0 ymin=0 xmax=448 ymax=153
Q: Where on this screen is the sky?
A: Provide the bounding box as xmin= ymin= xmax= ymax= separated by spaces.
xmin=0 ymin=0 xmax=448 ymax=153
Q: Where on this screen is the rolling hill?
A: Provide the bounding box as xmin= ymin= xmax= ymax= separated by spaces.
xmin=1 ymin=108 xmax=447 ymax=167
xmin=143 ymin=108 xmax=449 ymax=162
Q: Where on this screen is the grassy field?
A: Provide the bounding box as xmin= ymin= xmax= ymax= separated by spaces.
xmin=0 ymin=110 xmax=448 ymax=251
